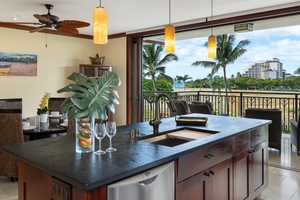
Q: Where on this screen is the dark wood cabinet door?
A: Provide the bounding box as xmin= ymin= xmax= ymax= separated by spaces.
xmin=210 ymin=158 xmax=233 ymax=200
xmin=251 ymin=141 xmax=268 ymax=199
xmin=233 ymin=150 xmax=251 ymax=200
xmin=176 ymin=170 xmax=210 ymax=200
xmin=177 ymin=158 xmax=233 ymax=200
xmin=79 ymin=64 xmax=112 ymax=78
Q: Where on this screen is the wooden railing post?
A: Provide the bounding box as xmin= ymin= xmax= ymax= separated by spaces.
xmin=240 ymin=93 xmax=243 ymax=117
xmin=296 ymin=94 xmax=298 ymax=122
xmin=197 ymin=91 xmax=200 ymax=102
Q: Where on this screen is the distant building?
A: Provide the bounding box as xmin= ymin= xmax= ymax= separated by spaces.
xmin=242 ymin=58 xmax=290 ymax=79
xmin=285 ymin=73 xmax=296 ymax=78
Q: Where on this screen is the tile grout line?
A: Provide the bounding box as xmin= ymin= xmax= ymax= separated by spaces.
xmin=289 ymin=190 xmax=298 ymax=200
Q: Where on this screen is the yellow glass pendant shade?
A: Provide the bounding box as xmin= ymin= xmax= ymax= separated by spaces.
xmin=165 ymin=25 xmax=175 ymax=53
xmin=208 ymin=35 xmax=216 ymax=58
xmin=93 ymin=7 xmax=107 ymax=44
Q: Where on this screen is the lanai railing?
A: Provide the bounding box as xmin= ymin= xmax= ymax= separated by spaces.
xmin=142 ymin=90 xmax=300 ymax=132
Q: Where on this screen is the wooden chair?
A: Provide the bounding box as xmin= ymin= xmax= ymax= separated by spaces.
xmin=188 ymin=104 xmax=212 ymax=114
xmin=48 ymin=98 xmax=66 ymax=115
xmin=0 ymin=98 xmax=22 ymax=109
xmin=167 ymin=102 xmax=189 ymax=117
xmin=67 ymin=118 xmax=76 ymax=135
xmin=246 ymin=108 xmax=282 ymax=154
xmin=290 ymin=114 xmax=300 ymax=156
xmin=0 ymin=109 xmax=23 ymax=181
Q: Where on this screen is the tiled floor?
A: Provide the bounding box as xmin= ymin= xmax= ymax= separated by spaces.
xmin=268 ymin=134 xmax=300 ymax=170
xmin=1 ymin=134 xmax=300 ymax=200
xmin=0 ymin=177 xmax=18 ymax=200
xmin=255 ymin=134 xmax=300 ymax=200
xmin=255 ymin=166 xmax=300 ymax=200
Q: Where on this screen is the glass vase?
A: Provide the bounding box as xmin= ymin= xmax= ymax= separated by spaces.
xmin=75 ymin=116 xmax=95 ymax=153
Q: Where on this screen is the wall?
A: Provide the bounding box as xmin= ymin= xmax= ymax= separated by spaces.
xmin=0 ymin=27 xmax=127 ymax=126
xmin=100 ymin=37 xmax=127 ymax=126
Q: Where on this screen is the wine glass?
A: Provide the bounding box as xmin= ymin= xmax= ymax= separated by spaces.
xmin=94 ymin=123 xmax=106 ymax=155
xmin=106 ymin=121 xmax=117 ymax=152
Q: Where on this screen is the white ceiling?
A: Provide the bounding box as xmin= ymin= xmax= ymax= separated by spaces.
xmin=144 ymin=14 xmax=300 ymax=42
xmin=0 ymin=0 xmax=299 ymax=36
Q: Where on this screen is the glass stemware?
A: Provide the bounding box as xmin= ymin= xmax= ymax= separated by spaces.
xmin=106 ymin=121 xmax=117 ymax=152
xmin=94 ymin=123 xmax=106 ymax=155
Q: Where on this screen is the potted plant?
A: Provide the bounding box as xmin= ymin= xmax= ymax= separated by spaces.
xmin=57 ymin=71 xmax=120 ymax=153
xmin=37 ymin=92 xmax=51 ymax=123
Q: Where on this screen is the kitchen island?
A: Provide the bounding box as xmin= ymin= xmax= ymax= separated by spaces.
xmin=3 ymin=114 xmax=271 ymax=200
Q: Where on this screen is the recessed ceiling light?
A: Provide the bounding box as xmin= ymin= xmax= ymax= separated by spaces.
xmin=11 ymin=15 xmax=22 ymax=20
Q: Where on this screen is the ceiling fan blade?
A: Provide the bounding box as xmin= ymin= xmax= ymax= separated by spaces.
xmin=58 ymin=20 xmax=90 ymax=28
xmin=56 ymin=27 xmax=79 ymax=34
xmin=33 ymin=14 xmax=53 ymax=24
xmin=1 ymin=22 xmax=42 ymax=25
xmin=29 ymin=26 xmax=47 ymax=33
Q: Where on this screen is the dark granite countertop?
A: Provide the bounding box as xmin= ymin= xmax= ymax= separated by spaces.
xmin=3 ymin=114 xmax=271 ymax=190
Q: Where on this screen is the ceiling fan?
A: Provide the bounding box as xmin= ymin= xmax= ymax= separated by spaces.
xmin=3 ymin=4 xmax=90 ymax=34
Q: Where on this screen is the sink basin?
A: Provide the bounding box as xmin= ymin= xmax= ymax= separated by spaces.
xmin=140 ymin=127 xmax=219 ymax=147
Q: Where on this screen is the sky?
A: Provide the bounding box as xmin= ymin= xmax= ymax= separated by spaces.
xmin=160 ymin=24 xmax=300 ymax=80
xmin=0 ymin=53 xmax=37 ymax=59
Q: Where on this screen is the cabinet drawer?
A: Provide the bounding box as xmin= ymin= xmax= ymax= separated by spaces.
xmin=234 ymin=132 xmax=250 ymax=155
xmin=251 ymin=127 xmax=267 ymax=147
xmin=177 ymin=138 xmax=233 ymax=183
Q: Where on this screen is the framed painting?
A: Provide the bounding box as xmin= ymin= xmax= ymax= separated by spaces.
xmin=0 ymin=52 xmax=37 ymax=76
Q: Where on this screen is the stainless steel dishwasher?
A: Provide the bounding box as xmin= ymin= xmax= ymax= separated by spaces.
xmin=107 ymin=161 xmax=174 ymax=200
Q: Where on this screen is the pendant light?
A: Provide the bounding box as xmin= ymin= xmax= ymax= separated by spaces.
xmin=208 ymin=0 xmax=216 ymax=58
xmin=165 ymin=0 xmax=175 ymax=53
xmin=93 ymin=0 xmax=107 ymax=44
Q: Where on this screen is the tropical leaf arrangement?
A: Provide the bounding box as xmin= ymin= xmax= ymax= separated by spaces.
xmin=57 ymin=71 xmax=121 ymax=120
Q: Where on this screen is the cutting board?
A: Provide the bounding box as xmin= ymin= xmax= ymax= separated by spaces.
xmin=167 ymin=130 xmax=212 ymax=141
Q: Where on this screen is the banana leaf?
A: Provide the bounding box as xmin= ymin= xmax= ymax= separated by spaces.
xmin=57 ymin=71 xmax=120 ymax=119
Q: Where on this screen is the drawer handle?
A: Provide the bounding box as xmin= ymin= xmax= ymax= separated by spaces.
xmin=254 ymin=133 xmax=263 ymax=138
xmin=205 ymin=172 xmax=212 ymax=177
xmin=205 ymin=154 xmax=216 ymax=159
xmin=248 ymin=150 xmax=256 ymax=154
xmin=205 ymin=171 xmax=215 ymax=177
xmin=238 ymin=140 xmax=247 ymax=145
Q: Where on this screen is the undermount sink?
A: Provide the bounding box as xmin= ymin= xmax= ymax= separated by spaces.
xmin=140 ymin=127 xmax=219 ymax=147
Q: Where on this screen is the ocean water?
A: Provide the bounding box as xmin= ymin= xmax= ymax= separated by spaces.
xmin=173 ymin=82 xmax=184 ymax=88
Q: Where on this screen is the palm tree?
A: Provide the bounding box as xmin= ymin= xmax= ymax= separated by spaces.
xmin=212 ymin=76 xmax=224 ymax=93
xmin=176 ymin=75 xmax=182 ymax=88
xmin=173 ymin=77 xmax=177 ymax=88
xmin=179 ymin=74 xmax=192 ymax=92
xmin=192 ymin=34 xmax=250 ymax=112
xmin=294 ymin=66 xmax=300 ymax=75
xmin=236 ymin=72 xmax=242 ymax=78
xmin=207 ymin=67 xmax=218 ymax=97
xmin=156 ymin=74 xmax=174 ymax=86
xmin=143 ymin=43 xmax=178 ymax=92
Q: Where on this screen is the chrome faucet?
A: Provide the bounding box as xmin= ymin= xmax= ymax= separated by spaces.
xmin=149 ymin=94 xmax=177 ymax=134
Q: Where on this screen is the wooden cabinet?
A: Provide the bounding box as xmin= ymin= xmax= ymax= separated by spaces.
xmin=79 ymin=64 xmax=112 ymax=78
xmin=233 ymin=126 xmax=269 ymax=200
xmin=177 ymin=158 xmax=232 ymax=200
xmin=177 ymin=126 xmax=269 ymax=200
xmin=177 ymin=138 xmax=233 ymax=182
xmin=233 ymin=149 xmax=251 ymax=200
xmin=251 ymin=141 xmax=268 ymax=198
